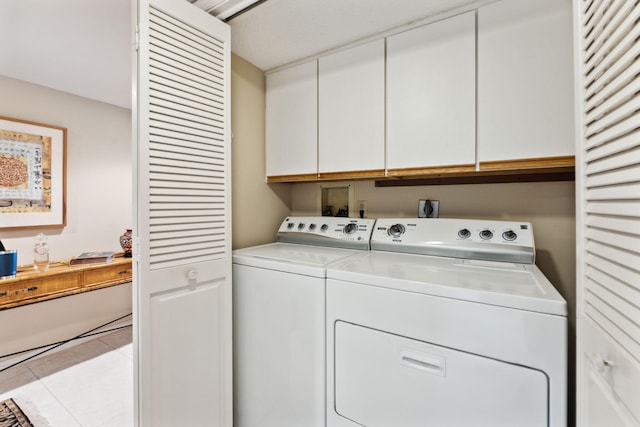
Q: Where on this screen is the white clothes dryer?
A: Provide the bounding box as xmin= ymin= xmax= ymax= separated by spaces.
xmin=233 ymin=216 xmax=375 ymax=427
xmin=326 ymin=218 xmax=567 ymax=427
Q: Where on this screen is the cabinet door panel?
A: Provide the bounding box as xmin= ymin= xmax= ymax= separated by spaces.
xmin=387 ymin=11 xmax=476 ymax=170
xmin=319 ymin=40 xmax=385 ymax=175
xmin=478 ymin=0 xmax=574 ymax=163
xmin=266 ymin=60 xmax=318 ymax=178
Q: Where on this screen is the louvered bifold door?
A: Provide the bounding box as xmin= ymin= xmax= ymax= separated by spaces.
xmin=135 ymin=0 xmax=231 ymax=426
xmin=575 ymin=0 xmax=640 ymax=425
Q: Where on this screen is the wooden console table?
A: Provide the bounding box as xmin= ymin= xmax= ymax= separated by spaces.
xmin=0 ymin=256 xmax=132 ymax=310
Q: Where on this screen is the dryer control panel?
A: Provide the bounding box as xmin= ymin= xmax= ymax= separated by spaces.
xmin=277 ymin=216 xmax=376 ymax=250
xmin=372 ymin=218 xmax=535 ymax=264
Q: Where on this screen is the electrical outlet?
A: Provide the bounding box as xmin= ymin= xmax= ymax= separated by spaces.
xmin=418 ymin=200 xmax=439 ymax=218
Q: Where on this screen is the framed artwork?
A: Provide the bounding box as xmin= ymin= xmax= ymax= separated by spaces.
xmin=0 ymin=116 xmax=67 ymax=229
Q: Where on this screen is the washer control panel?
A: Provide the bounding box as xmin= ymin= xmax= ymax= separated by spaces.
xmin=372 ymin=218 xmax=535 ymax=264
xmin=278 ymin=217 xmax=376 ymax=250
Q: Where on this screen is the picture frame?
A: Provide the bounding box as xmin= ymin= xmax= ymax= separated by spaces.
xmin=0 ymin=116 xmax=67 ymax=230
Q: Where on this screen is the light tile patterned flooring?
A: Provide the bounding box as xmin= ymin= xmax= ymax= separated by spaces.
xmin=0 ymin=328 xmax=133 ymax=427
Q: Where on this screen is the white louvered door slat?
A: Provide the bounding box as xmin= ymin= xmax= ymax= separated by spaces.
xmin=150 ymin=85 xmax=223 ymax=112
xmin=584 ymin=4 xmax=640 ymax=83
xmin=586 ymin=241 xmax=640 ymax=271
xmin=583 ymin=0 xmax=623 ymax=61
xmin=586 ymin=266 xmax=640 ymax=305
xmin=586 ymin=148 xmax=640 ymax=174
xmin=586 ymin=215 xmax=640 ymax=234
xmin=135 ymin=0 xmax=231 ymax=426
xmin=576 ymin=0 xmax=640 ymax=425
xmin=585 ymin=256 xmax=640 ymax=302
xmin=585 ymin=54 xmax=640 ymax=113
xmin=582 ymin=0 xmax=598 ymax=23
xmin=586 ymin=128 xmax=640 ymax=161
xmin=586 ymin=285 xmax=640 ymax=339
xmin=586 ymin=166 xmax=640 ymax=189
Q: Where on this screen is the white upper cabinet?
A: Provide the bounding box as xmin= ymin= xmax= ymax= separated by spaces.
xmin=318 ymin=39 xmax=385 ymax=177
xmin=387 ymin=11 xmax=476 ymax=172
xmin=477 ymin=0 xmax=574 ymax=165
xmin=266 ymin=60 xmax=318 ymax=179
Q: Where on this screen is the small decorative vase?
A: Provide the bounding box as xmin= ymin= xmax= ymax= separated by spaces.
xmin=119 ymin=229 xmax=133 ymax=258
xmin=33 ymin=232 xmax=50 ymax=271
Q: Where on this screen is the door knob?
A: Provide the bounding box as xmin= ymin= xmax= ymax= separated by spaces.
xmin=594 ymin=353 xmax=615 ymax=371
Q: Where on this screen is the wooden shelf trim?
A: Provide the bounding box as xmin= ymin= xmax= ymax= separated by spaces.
xmin=266 ymin=157 xmax=575 ymax=184
xmin=0 ymin=257 xmax=132 ymax=310
xmin=318 ymin=169 xmax=386 ymax=180
xmin=479 ymin=155 xmax=575 ymax=171
xmin=267 ymin=173 xmax=318 ymax=182
xmin=387 ymin=164 xmax=476 ymax=177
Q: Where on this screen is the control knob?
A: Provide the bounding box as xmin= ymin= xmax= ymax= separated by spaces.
xmin=388 ymin=224 xmax=406 ymax=237
xmin=321 ymin=224 xmax=329 ymax=231
xmin=479 ymin=229 xmax=493 ymax=240
xmin=309 ymin=224 xmax=317 ymax=231
xmin=287 ymin=222 xmax=295 ymax=230
xmin=458 ymin=228 xmax=471 ymax=239
xmin=343 ymin=223 xmax=358 ymax=234
xmin=502 ymin=230 xmax=517 ymax=241
xmin=298 ymin=223 xmax=305 ymax=230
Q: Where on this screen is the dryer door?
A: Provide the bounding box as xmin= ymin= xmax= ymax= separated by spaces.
xmin=334 ymin=322 xmax=548 ymax=426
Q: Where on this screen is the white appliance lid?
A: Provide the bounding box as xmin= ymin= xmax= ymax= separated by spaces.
xmin=233 ymin=242 xmax=363 ymax=278
xmin=327 ymin=251 xmax=567 ymax=316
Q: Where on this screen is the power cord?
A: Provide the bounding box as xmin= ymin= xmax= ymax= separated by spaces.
xmin=0 ymin=313 xmax=132 ymax=374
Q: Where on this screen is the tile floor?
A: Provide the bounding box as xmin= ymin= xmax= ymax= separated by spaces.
xmin=0 ymin=328 xmax=133 ymax=427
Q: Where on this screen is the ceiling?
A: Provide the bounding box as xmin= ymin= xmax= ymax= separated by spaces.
xmin=224 ymin=0 xmax=482 ymax=71
xmin=0 ymin=0 xmax=132 ymax=109
xmin=0 ymin=0 xmax=481 ymax=109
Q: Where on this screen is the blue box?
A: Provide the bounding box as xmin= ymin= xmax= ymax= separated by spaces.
xmin=0 ymin=250 xmax=18 ymax=279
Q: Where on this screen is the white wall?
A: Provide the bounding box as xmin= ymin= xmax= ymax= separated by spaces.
xmin=0 ymin=76 xmax=132 ymax=264
xmin=0 ymin=76 xmax=132 ymax=363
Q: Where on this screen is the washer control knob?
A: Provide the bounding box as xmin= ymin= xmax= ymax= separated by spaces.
xmin=343 ymin=223 xmax=358 ymax=234
xmin=321 ymin=224 xmax=329 ymax=231
xmin=287 ymin=222 xmax=295 ymax=230
xmin=309 ymin=224 xmax=317 ymax=231
xmin=298 ymin=223 xmax=305 ymax=230
xmin=388 ymin=224 xmax=406 ymax=237
xmin=479 ymin=229 xmax=493 ymax=240
xmin=458 ymin=228 xmax=471 ymax=239
xmin=502 ymin=230 xmax=517 ymax=241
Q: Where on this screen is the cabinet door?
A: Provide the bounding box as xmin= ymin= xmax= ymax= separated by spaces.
xmin=387 ymin=11 xmax=476 ymax=173
xmin=266 ymin=60 xmax=318 ymax=180
xmin=477 ymin=0 xmax=574 ymax=166
xmin=319 ymin=40 xmax=385 ymax=178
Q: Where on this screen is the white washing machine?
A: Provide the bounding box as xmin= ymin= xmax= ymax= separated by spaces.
xmin=326 ymin=218 xmax=568 ymax=427
xmin=233 ymin=216 xmax=375 ymax=427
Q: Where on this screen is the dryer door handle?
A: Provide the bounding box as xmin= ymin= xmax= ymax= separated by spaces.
xmin=400 ymin=350 xmax=446 ymax=377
